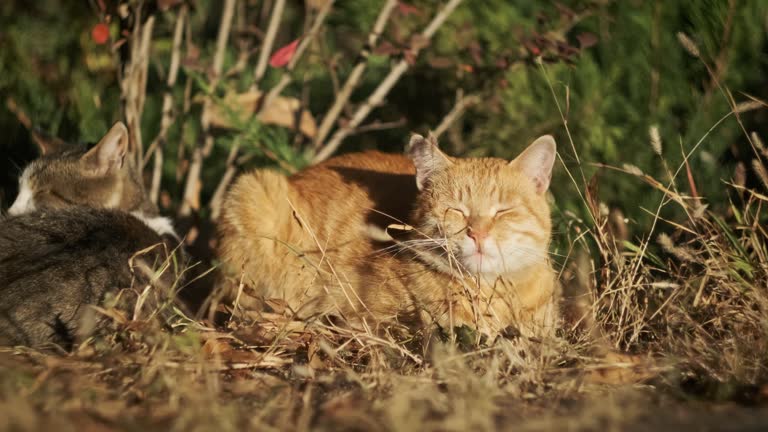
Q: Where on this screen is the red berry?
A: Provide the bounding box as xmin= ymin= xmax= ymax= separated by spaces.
xmin=91 ymin=23 xmax=110 ymax=45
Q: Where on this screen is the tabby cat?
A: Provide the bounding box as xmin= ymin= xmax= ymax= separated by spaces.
xmin=0 ymin=122 xmax=181 ymax=347
xmin=218 ymin=133 xmax=558 ymax=339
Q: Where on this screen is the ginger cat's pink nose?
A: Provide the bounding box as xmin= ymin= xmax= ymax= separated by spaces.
xmin=467 ymin=227 xmax=489 ymax=252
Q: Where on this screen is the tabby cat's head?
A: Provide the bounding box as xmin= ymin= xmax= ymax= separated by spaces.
xmin=8 ymin=122 xmax=156 ymax=216
xmin=407 ymin=133 xmax=556 ymax=278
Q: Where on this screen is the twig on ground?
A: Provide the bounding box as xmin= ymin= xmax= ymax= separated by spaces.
xmin=312 ymin=0 xmax=464 ymax=164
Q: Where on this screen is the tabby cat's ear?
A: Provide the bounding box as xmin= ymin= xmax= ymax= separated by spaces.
xmin=31 ymin=129 xmax=67 ymax=156
xmin=511 ymin=135 xmax=557 ymax=194
xmin=81 ymin=122 xmax=130 ymax=175
xmin=407 ymin=132 xmax=453 ymax=190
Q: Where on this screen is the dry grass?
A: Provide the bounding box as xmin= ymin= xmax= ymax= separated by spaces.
xmin=2 ymin=152 xmax=768 ymax=430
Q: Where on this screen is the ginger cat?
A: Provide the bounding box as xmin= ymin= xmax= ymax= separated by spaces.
xmin=218 ymin=134 xmax=558 ymax=339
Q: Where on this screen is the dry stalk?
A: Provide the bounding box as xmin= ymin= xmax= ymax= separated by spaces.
xmin=120 ymin=2 xmax=156 ymax=167
xmin=145 ymin=5 xmax=188 ymax=205
xmin=179 ymin=0 xmax=237 ymax=216
xmin=433 ymin=93 xmax=479 ymax=138
xmin=313 ymin=0 xmax=398 ymax=147
xmin=348 ymin=118 xmax=406 ymax=136
xmin=259 ymin=0 xmax=335 ymax=115
xmin=209 ymin=141 xmax=241 ymax=220
xmin=207 ymin=0 xmax=334 ymax=219
xmin=208 ymin=0 xmax=287 ymax=220
xmin=251 ymin=0 xmax=286 ymax=87
xmin=312 ymin=0 xmax=464 ymax=164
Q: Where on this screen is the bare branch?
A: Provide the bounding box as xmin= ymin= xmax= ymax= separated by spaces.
xmin=312 ymin=0 xmax=464 ymax=163
xmin=313 ymin=0 xmax=397 ymax=147
xmin=252 ymin=0 xmax=286 ymax=87
xmin=206 ymin=2 xmax=332 ymax=219
xmin=179 ymin=0 xmax=237 ymax=217
xmin=433 ymin=93 xmax=479 ymax=138
xmin=209 ymin=142 xmax=241 ymax=221
xmin=350 ymin=118 xmax=406 ymax=136
xmin=146 ymin=5 xmax=188 ymax=205
xmin=259 ymin=0 xmax=335 ymax=116
xmin=120 ymin=3 xmax=156 ymax=167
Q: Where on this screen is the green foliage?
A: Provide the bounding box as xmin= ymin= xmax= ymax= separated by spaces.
xmin=1 ymin=0 xmax=766 ymax=235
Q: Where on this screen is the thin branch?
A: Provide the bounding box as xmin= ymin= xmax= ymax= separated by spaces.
xmin=206 ymin=0 xmax=333 ymax=219
xmin=210 ymin=141 xmax=241 ymax=221
xmin=433 ymin=93 xmax=479 ymax=138
xmin=313 ymin=0 xmax=397 ymax=147
xmin=120 ymin=3 xmax=155 ymax=167
xmin=259 ymin=0 xmax=335 ymax=117
xmin=349 ymin=118 xmax=406 ymax=136
xmin=175 ymin=11 xmax=194 ymax=186
xmin=252 ymin=0 xmax=286 ymax=87
xmin=179 ymin=0 xmax=237 ymax=217
xmin=207 ymin=1 xmax=330 ymax=219
xmin=146 ymin=5 xmax=187 ymax=205
xmin=212 ymin=2 xmax=236 ymax=75
xmin=224 ymin=1 xmax=258 ymax=77
xmin=312 ymin=0 xmax=464 ymax=163
xmin=209 ymin=0 xmax=286 ymax=219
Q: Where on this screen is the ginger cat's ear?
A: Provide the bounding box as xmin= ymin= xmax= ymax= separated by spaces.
xmin=81 ymin=122 xmax=130 ymax=175
xmin=511 ymin=135 xmax=557 ymax=194
xmin=407 ymin=132 xmax=453 ymax=190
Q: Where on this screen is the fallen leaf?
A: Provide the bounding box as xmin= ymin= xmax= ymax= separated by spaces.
xmin=307 ymin=338 xmax=327 ymax=370
xmin=265 ymin=298 xmax=289 ymax=315
xmin=202 ymin=338 xmax=233 ymax=355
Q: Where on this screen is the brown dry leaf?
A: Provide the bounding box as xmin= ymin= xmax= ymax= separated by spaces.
xmin=89 ymin=305 xmax=129 ymax=325
xmin=85 ymin=400 xmax=130 ymax=421
xmin=206 ymin=91 xmax=317 ymax=138
xmin=202 ymin=338 xmax=234 ymax=355
xmin=230 ymin=373 xmax=286 ymax=395
xmin=265 ymin=298 xmax=290 ymax=315
xmin=373 ymin=41 xmax=399 ymax=56
xmin=218 ymin=349 xmax=276 ymax=364
xmin=307 ymin=338 xmax=327 ymax=370
xmin=233 ymin=325 xmax=277 ymax=346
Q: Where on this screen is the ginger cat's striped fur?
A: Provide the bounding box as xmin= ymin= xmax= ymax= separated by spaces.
xmin=218 ymin=134 xmax=558 ymax=339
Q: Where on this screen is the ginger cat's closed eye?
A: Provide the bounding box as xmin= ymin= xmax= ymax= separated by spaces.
xmin=217 ymin=133 xmax=558 ymax=339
